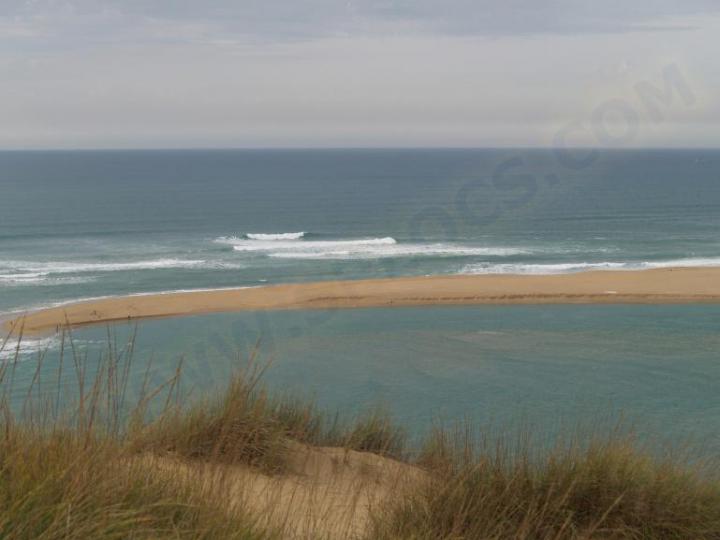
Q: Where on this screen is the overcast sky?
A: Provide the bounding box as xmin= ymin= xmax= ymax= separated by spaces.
xmin=1 ymin=0 xmax=718 ymax=148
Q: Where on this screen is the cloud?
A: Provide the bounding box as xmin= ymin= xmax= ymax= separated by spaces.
xmin=0 ymin=1 xmax=718 ymax=148
xmin=4 ymin=0 xmax=720 ymax=50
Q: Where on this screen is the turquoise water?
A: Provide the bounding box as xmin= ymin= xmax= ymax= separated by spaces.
xmin=7 ymin=305 xmax=720 ymax=448
xmin=2 ymin=149 xmax=720 ymax=444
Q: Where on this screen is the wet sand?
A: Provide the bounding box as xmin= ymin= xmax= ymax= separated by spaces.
xmin=5 ymin=267 xmax=720 ymax=336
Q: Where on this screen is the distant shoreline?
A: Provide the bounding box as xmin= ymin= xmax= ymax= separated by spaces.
xmin=5 ymin=267 xmax=720 ymax=337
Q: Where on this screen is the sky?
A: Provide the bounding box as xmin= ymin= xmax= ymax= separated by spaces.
xmin=1 ymin=0 xmax=719 ymax=149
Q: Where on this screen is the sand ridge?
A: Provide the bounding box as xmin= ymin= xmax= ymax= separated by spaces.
xmin=5 ymin=267 xmax=720 ymax=337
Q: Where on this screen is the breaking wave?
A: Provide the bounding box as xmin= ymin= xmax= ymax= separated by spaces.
xmin=460 ymin=257 xmax=720 ymax=275
xmin=0 ymin=258 xmax=247 ymax=274
xmin=0 ymin=258 xmax=245 ymax=287
xmin=214 ymin=235 xmax=529 ymax=260
xmin=246 ymin=232 xmax=305 ymax=240
xmin=0 ymin=335 xmax=61 ymax=361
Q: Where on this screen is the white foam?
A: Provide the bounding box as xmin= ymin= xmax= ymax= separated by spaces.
xmin=0 ymin=335 xmax=61 ymax=361
xmin=0 ymin=274 xmax=96 ymax=287
xmin=134 ymin=285 xmax=257 ymax=296
xmin=215 ymin=236 xmax=529 ymax=260
xmin=246 ymin=232 xmax=305 ymax=240
xmin=0 ymin=272 xmax=48 ymax=283
xmin=460 ymin=257 xmax=720 ymax=275
xmin=637 ymin=257 xmax=720 ymax=269
xmin=0 ymin=259 xmax=245 ymax=287
xmin=269 ymin=244 xmax=528 ymax=260
xmin=0 ymin=335 xmax=112 ymax=361
xmin=0 ymin=258 xmax=209 ymax=274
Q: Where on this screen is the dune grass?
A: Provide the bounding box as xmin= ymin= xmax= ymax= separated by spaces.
xmin=2 ymin=327 xmax=720 ymax=539
xmin=370 ymin=426 xmax=720 ymax=539
xmin=0 ymin=330 xmax=275 ymax=539
xmin=0 ymin=429 xmax=269 ymax=539
xmin=128 ymin=351 xmax=408 ymax=473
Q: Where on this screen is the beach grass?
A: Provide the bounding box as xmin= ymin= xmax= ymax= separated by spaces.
xmin=0 ymin=429 xmax=270 ymax=539
xmin=371 ymin=426 xmax=720 ymax=539
xmin=2 ymin=329 xmax=720 ymax=539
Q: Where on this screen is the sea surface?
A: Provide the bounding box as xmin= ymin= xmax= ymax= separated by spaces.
xmin=2 ymin=149 xmax=720 ymax=444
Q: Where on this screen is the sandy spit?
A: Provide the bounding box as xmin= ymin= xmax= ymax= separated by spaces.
xmin=5 ymin=267 xmax=720 ymax=336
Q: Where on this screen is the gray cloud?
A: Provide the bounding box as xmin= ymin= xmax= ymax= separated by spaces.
xmin=4 ymin=0 xmax=720 ymax=48
xmin=0 ymin=1 xmax=718 ymax=148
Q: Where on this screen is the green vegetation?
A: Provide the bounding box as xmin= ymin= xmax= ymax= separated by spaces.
xmin=2 ymin=330 xmax=720 ymax=539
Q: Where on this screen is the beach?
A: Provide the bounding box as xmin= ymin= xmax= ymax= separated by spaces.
xmin=5 ymin=266 xmax=720 ymax=337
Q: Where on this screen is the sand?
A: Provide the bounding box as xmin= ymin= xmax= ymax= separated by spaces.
xmin=5 ymin=267 xmax=720 ymax=336
xmin=143 ymin=442 xmax=425 ymax=539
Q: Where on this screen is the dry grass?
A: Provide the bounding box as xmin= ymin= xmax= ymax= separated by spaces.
xmin=370 ymin=426 xmax=720 ymax=539
xmin=0 ymin=328 xmax=414 ymax=539
xmin=0 ymin=429 xmax=269 ymax=539
xmin=3 ymin=326 xmax=720 ymax=539
xmin=129 ymin=353 xmax=408 ymax=473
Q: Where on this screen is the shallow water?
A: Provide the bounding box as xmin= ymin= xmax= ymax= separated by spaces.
xmin=6 ymin=305 xmax=720 ymax=450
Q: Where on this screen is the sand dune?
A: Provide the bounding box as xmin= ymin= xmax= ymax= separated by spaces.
xmin=143 ymin=441 xmax=424 ymax=539
xmin=5 ymin=267 xmax=720 ymax=336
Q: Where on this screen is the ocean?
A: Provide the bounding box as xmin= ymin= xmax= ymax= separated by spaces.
xmin=2 ymin=149 xmax=720 ymax=444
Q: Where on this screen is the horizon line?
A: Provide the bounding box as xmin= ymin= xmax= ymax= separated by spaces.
xmin=1 ymin=146 xmax=720 ymax=153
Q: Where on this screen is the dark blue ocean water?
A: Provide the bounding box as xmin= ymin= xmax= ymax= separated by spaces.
xmin=1 ymin=149 xmax=720 ymax=444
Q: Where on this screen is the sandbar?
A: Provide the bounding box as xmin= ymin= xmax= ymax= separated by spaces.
xmin=4 ymin=267 xmax=720 ymax=337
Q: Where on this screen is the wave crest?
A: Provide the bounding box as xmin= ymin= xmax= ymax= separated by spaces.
xmin=0 ymin=336 xmax=61 ymax=361
xmin=215 ymin=235 xmax=531 ymax=260
xmin=0 ymin=259 xmax=245 ymax=287
xmin=246 ymin=232 xmax=305 ymax=240
xmin=0 ymin=258 xmax=209 ymax=275
xmin=461 ymin=257 xmax=720 ymax=275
